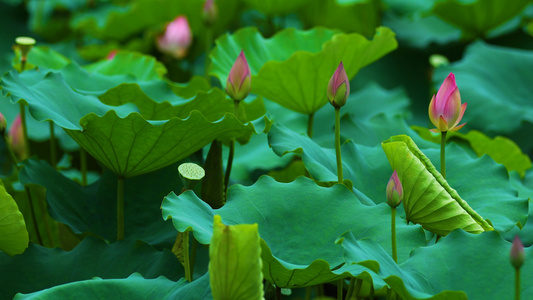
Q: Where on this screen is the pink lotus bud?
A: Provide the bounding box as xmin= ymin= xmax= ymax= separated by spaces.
xmin=107 ymin=50 xmax=118 ymax=60
xmin=225 ymin=50 xmax=251 ymax=101
xmin=327 ymin=62 xmax=350 ymax=108
xmin=386 ymin=170 xmax=403 ymax=208
xmin=8 ymin=115 xmax=28 ymax=160
xmin=157 ymin=16 xmax=192 ymax=59
xmin=510 ymin=235 xmax=525 ymax=270
xmin=429 ymin=73 xmax=467 ymax=132
xmin=202 ymin=0 xmax=218 ymax=27
xmin=0 ymin=112 xmax=6 ymax=135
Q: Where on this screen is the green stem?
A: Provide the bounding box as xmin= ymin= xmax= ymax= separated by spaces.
xmin=276 ymin=287 xmax=282 ymax=300
xmin=334 ymin=107 xmax=343 ymax=183
xmin=345 ymin=278 xmax=356 ymax=300
xmin=224 ymin=140 xmax=235 ymax=194
xmin=49 ymin=121 xmax=56 ymax=168
xmin=34 ymin=186 xmax=54 ymax=247
xmin=440 ymin=131 xmax=447 ymax=179
xmin=392 ymin=207 xmax=397 ymax=263
xmin=514 ymin=268 xmax=520 ymax=300
xmin=19 ymin=102 xmax=31 ymax=158
xmin=117 ymin=176 xmax=125 ymax=240
xmin=337 ymin=279 xmax=344 ymax=300
xmin=354 ymin=278 xmax=363 ymax=299
xmin=24 ymin=186 xmax=43 ymax=245
xmin=80 ymin=148 xmax=87 ymax=186
xmin=183 ymin=231 xmax=192 ymax=282
xmin=307 ymin=112 xmax=314 ymax=138
xmin=204 ymin=28 xmax=213 ymax=81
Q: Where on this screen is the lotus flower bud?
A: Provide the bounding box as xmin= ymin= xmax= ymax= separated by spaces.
xmin=225 ymin=50 xmax=251 ymax=101
xmin=386 ymin=170 xmax=403 ymax=208
xmin=327 ymin=62 xmax=350 ymax=108
xmin=157 ymin=16 xmax=192 ymax=59
xmin=429 ymin=73 xmax=467 ymax=132
xmin=510 ymin=235 xmax=525 ymax=270
xmin=8 ymin=115 xmax=28 ymax=160
xmin=202 ymin=0 xmax=218 ymax=27
xmin=0 ymin=112 xmax=6 ymax=136
xmin=107 ymin=50 xmax=118 ymax=60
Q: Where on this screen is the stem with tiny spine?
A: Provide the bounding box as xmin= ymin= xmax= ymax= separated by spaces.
xmin=334 ymin=107 xmax=343 ymax=183
xmin=307 ymin=112 xmax=314 ymax=138
xmin=441 ymin=131 xmax=447 ymax=179
xmin=19 ymin=102 xmax=31 ymax=158
xmin=515 ymin=268 xmax=521 ymax=300
xmin=224 ymin=101 xmax=240 ymax=193
xmin=392 ymin=207 xmax=397 ymax=263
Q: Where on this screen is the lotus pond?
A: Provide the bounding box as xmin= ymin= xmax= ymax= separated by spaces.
xmin=0 ymin=0 xmax=533 ymax=299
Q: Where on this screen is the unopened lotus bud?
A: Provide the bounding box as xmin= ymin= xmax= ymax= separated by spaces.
xmin=510 ymin=235 xmax=525 ymax=270
xmin=386 ymin=170 xmax=403 ymax=208
xmin=225 ymin=50 xmax=251 ymax=101
xmin=327 ymin=62 xmax=350 ymax=108
xmin=157 ymin=16 xmax=192 ymax=59
xmin=8 ymin=115 xmax=28 ymax=160
xmin=202 ymin=0 xmax=218 ymax=27
xmin=429 ymin=72 xmax=467 ymax=133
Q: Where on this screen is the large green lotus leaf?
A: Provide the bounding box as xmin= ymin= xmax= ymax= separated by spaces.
xmin=84 ymin=51 xmax=167 ymax=81
xmin=15 ymin=272 xmax=211 ymax=300
xmin=99 ymin=83 xmax=266 ymax=123
xmin=162 ymin=176 xmax=427 ymax=287
xmin=0 ymin=180 xmax=28 ymax=256
xmin=18 ymin=158 xmax=180 ymax=246
xmin=269 ymin=125 xmax=528 ymax=233
xmin=432 ymin=0 xmax=530 ymax=38
xmin=253 ymin=27 xmax=398 ymax=115
xmin=399 ymin=230 xmax=533 ymax=299
xmin=298 ymin=0 xmax=381 ymax=37
xmin=412 ymin=126 xmax=532 ymax=177
xmin=210 ymin=215 xmax=263 ymax=300
xmin=241 ymin=0 xmax=307 ymax=15
xmin=382 ymin=135 xmax=495 ymax=235
xmin=336 ymin=232 xmax=467 ymax=299
xmin=507 ymin=171 xmax=533 ymax=246
xmin=0 ymin=236 xmax=183 ymax=299
xmin=67 ymin=110 xmax=264 ymax=177
xmin=21 ymin=46 xmax=71 ymax=70
xmin=15 ymin=273 xmax=212 ymax=300
xmin=433 ymin=41 xmax=533 ymax=135
xmin=210 ymin=27 xmax=337 ymax=87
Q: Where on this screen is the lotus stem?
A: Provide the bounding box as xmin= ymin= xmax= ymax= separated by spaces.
xmin=190 ymin=237 xmax=198 ymax=279
xmin=514 ymin=268 xmax=520 ymax=300
xmin=392 ymin=207 xmax=397 ymax=263
xmin=80 ymin=148 xmax=87 ymax=186
xmin=116 ymin=176 xmax=125 ymax=240
xmin=19 ymin=102 xmax=31 ymax=158
xmin=337 ymin=279 xmax=343 ymax=300
xmin=345 ymin=278 xmax=356 ymax=300
xmin=224 ymin=101 xmax=240 ymax=193
xmin=334 ymin=107 xmax=343 ymax=183
xmin=183 ymin=231 xmax=192 ymax=282
xmin=24 ymin=186 xmax=43 ymax=245
xmin=307 ymin=112 xmax=314 ymax=138
xmin=49 ymin=121 xmax=56 ymax=168
xmin=440 ymin=131 xmax=447 ymax=179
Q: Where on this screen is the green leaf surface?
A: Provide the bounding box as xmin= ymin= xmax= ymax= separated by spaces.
xmin=412 ymin=126 xmax=532 ymax=177
xmin=210 ymin=27 xmax=337 ymax=87
xmin=242 ymin=0 xmax=307 ymax=15
xmin=15 ymin=273 xmax=212 ymax=300
xmin=210 ymin=215 xmax=263 ymax=300
xmin=162 ymin=176 xmax=427 ymax=287
xmin=432 ymin=0 xmax=530 ymax=38
xmin=382 ymin=135 xmax=493 ymax=235
xmin=0 ymin=237 xmax=183 ymax=299
xmin=19 ymin=158 xmax=181 ymax=246
xmin=269 ymin=125 xmax=528 ymax=233
xmin=84 ymin=51 xmax=167 ymax=81
xmin=0 ymin=180 xmax=28 ymax=256
xmin=433 ymin=41 xmax=533 ymax=135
